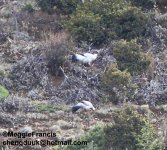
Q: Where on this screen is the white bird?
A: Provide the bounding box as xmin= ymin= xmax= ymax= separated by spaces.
xmin=72 ymin=100 xmax=95 ymax=113
xmin=72 ymin=52 xmax=98 ymax=66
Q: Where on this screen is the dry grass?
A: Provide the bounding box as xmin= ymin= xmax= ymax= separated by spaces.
xmin=42 ymin=31 xmax=69 ymax=47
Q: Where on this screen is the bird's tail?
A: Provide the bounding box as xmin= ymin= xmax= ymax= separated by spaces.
xmin=71 ymin=54 xmax=78 ymax=62
xmin=72 ymin=105 xmax=80 ymax=113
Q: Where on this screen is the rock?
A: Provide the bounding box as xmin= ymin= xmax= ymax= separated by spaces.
xmin=20 ymin=126 xmax=33 ymax=133
xmin=0 ymin=7 xmax=12 ymax=18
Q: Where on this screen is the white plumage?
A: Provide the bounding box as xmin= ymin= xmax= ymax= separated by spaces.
xmin=72 ymin=53 xmax=98 ymax=66
xmin=72 ymin=100 xmax=95 ymax=113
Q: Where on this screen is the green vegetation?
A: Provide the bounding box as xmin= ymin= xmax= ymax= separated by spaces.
xmin=31 ymin=101 xmax=55 ymax=113
xmin=31 ymin=101 xmax=69 ymax=113
xmin=102 ymin=64 xmax=132 ymax=103
xmin=64 ymin=107 xmax=163 ymax=150
xmin=113 ymin=39 xmax=152 ymax=74
xmin=55 ymin=0 xmax=82 ymax=14
xmin=23 ymin=4 xmax=34 ymax=13
xmin=36 ymin=0 xmax=81 ymax=14
xmin=36 ymin=0 xmax=57 ymax=13
xmin=0 ymin=85 xmax=9 ymax=101
xmin=104 ymin=107 xmax=163 ymax=150
xmin=128 ymin=0 xmax=155 ymax=10
xmin=63 ymin=126 xmax=108 ymax=150
xmin=65 ymin=0 xmax=150 ymax=45
xmin=65 ymin=10 xmax=106 ymax=45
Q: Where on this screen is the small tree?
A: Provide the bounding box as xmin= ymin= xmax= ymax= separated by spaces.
xmin=63 ymin=126 xmax=108 ymax=150
xmin=43 ymin=32 xmax=69 ymax=76
xmin=62 ymin=107 xmax=163 ymax=150
xmin=128 ymin=0 xmax=155 ymax=10
xmin=113 ymin=39 xmax=152 ymax=74
xmin=65 ymin=0 xmax=151 ymax=45
xmin=102 ymin=64 xmax=132 ymax=104
xmin=36 ymin=0 xmax=57 ymax=13
xmin=36 ymin=0 xmax=82 ymax=14
xmin=65 ymin=10 xmax=107 ymax=45
xmin=104 ymin=107 xmax=163 ymax=150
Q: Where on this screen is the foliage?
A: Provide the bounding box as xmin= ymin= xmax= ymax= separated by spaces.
xmin=65 ymin=0 xmax=150 ymax=45
xmin=63 ymin=107 xmax=163 ymax=150
xmin=23 ymin=4 xmax=34 ymax=13
xmin=63 ymin=126 xmax=108 ymax=150
xmin=128 ymin=0 xmax=155 ymax=10
xmin=55 ymin=0 xmax=82 ymax=14
xmin=102 ymin=64 xmax=132 ymax=104
xmin=0 ymin=85 xmax=9 ymax=101
xmin=36 ymin=0 xmax=57 ymax=13
xmin=36 ymin=0 xmax=81 ymax=14
xmin=104 ymin=107 xmax=163 ymax=150
xmin=31 ymin=101 xmax=55 ymax=113
xmin=113 ymin=39 xmax=152 ymax=74
xmin=45 ymin=43 xmax=67 ymax=76
xmin=111 ymin=6 xmax=150 ymax=40
xmin=65 ymin=10 xmax=107 ymax=45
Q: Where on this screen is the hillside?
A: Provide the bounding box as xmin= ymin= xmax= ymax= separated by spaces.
xmin=0 ymin=0 xmax=167 ymax=150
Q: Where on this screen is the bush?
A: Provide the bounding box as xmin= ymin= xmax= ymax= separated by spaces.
xmin=63 ymin=107 xmax=163 ymax=150
xmin=102 ymin=64 xmax=132 ymax=104
xmin=0 ymin=85 xmax=9 ymax=102
xmin=43 ymin=32 xmax=69 ymax=76
xmin=23 ymin=4 xmax=34 ymax=13
xmin=111 ymin=6 xmax=150 ymax=40
xmin=128 ymin=0 xmax=155 ymax=10
xmin=113 ymin=39 xmax=152 ymax=74
xmin=31 ymin=101 xmax=55 ymax=113
xmin=36 ymin=0 xmax=81 ymax=14
xmin=65 ymin=10 xmax=107 ymax=45
xmin=66 ymin=0 xmax=150 ymax=45
xmin=63 ymin=126 xmax=108 ymax=150
xmin=104 ymin=107 xmax=163 ymax=150
xmin=36 ymin=0 xmax=57 ymax=13
xmin=45 ymin=43 xmax=68 ymax=76
xmin=56 ymin=0 xmax=82 ymax=14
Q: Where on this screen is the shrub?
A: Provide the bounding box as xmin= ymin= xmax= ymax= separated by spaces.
xmin=23 ymin=4 xmax=34 ymax=13
xmin=128 ymin=0 xmax=155 ymax=10
xmin=111 ymin=6 xmax=150 ymax=40
xmin=63 ymin=126 xmax=108 ymax=150
xmin=65 ymin=0 xmax=150 ymax=45
xmin=65 ymin=10 xmax=107 ymax=45
xmin=63 ymin=107 xmax=163 ymax=150
xmin=102 ymin=64 xmax=132 ymax=104
xmin=113 ymin=39 xmax=152 ymax=74
xmin=43 ymin=32 xmax=69 ymax=76
xmin=0 ymin=85 xmax=9 ymax=102
xmin=56 ymin=0 xmax=82 ymax=14
xmin=104 ymin=107 xmax=163 ymax=150
xmin=36 ymin=0 xmax=57 ymax=13
xmin=36 ymin=0 xmax=81 ymax=14
xmin=31 ymin=101 xmax=55 ymax=113
xmin=45 ymin=43 xmax=68 ymax=76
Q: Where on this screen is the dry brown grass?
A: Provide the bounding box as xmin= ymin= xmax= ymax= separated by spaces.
xmin=42 ymin=31 xmax=69 ymax=47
